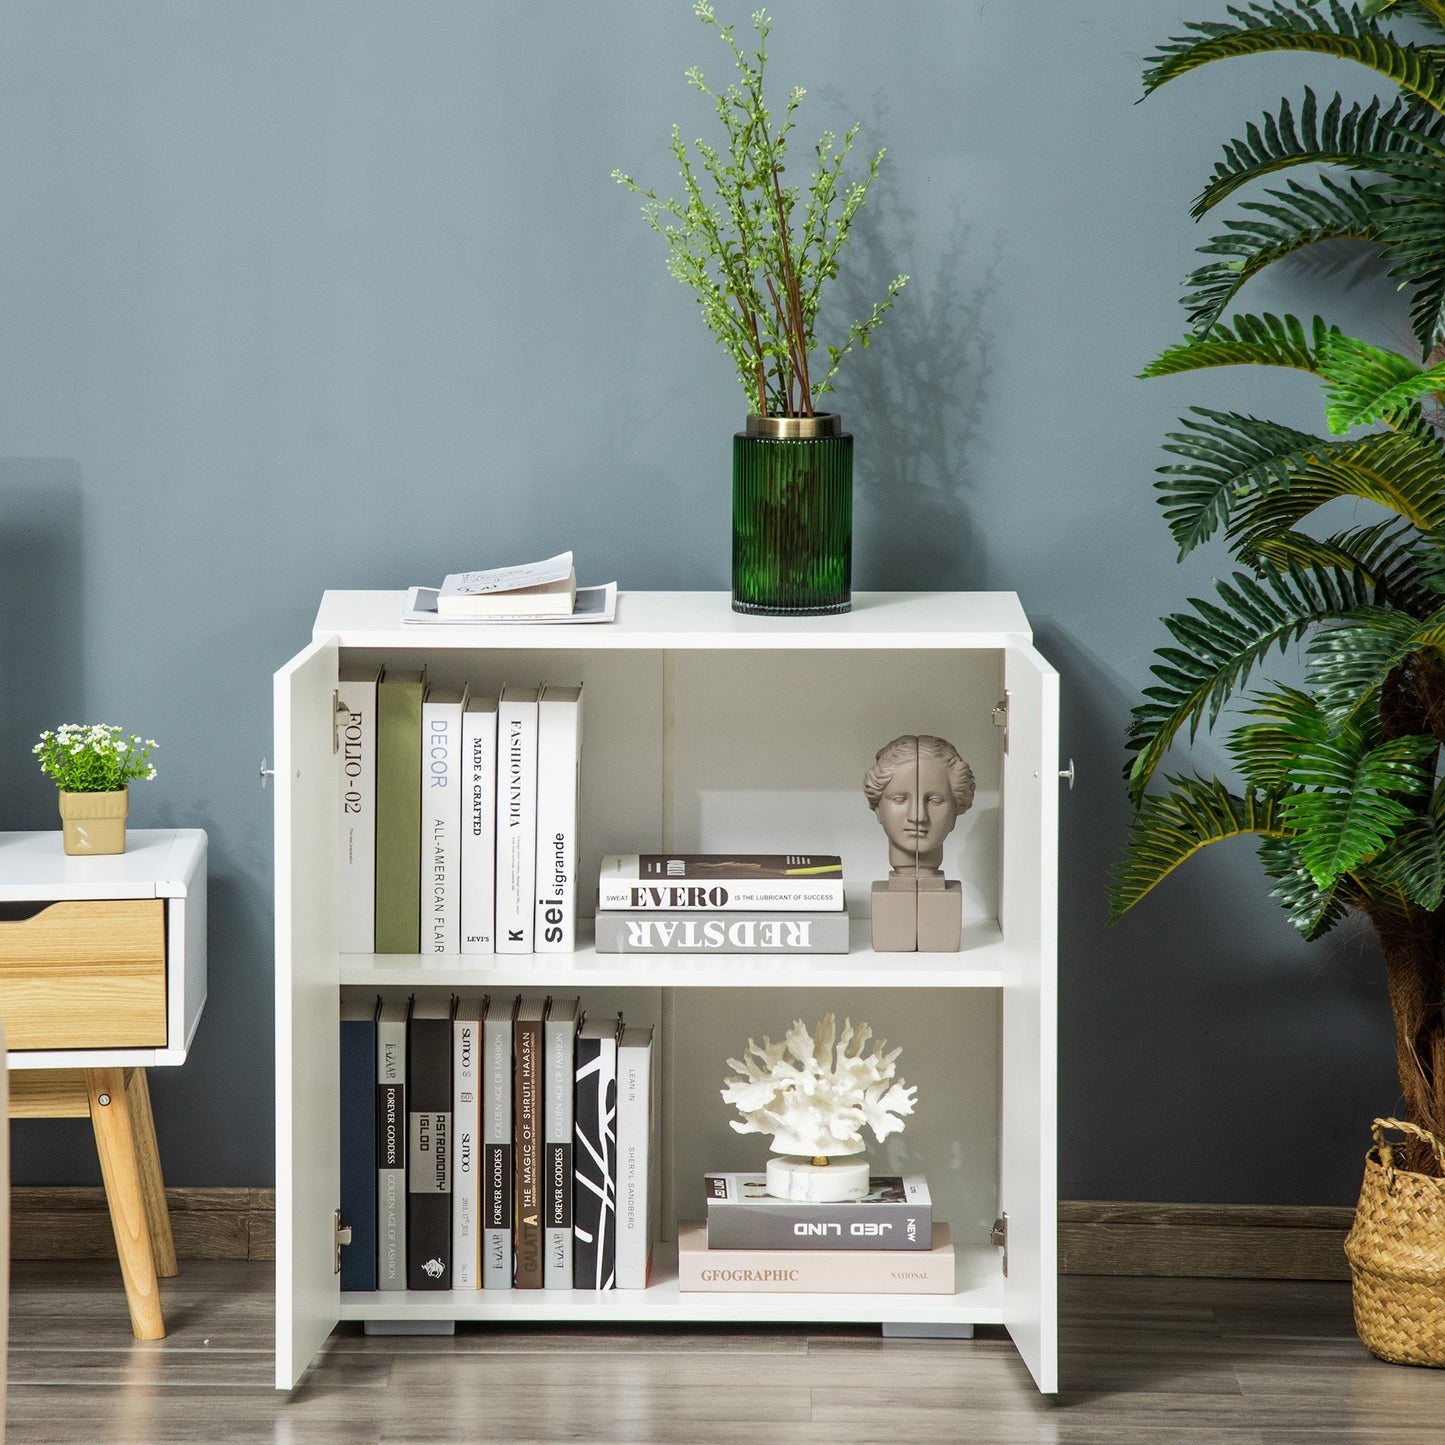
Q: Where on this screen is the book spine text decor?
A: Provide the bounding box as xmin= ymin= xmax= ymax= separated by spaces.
xmin=374 ymin=669 xmax=426 ymax=952
xmin=421 ymin=684 xmax=467 ymax=955
xmin=452 ymin=994 xmax=485 ymax=1289
xmin=597 ymin=854 xmax=844 ymax=912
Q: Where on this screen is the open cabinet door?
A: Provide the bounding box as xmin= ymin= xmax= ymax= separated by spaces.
xmin=274 ymin=637 xmax=342 ymax=1389
xmin=999 ymin=641 xmax=1059 ymax=1393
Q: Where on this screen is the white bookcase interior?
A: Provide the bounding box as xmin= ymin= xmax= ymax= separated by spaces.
xmin=274 ymin=591 xmax=1058 ymax=1393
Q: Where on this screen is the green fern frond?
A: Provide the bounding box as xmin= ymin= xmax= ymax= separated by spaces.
xmin=1280 ymin=727 xmax=1436 ymax=883
xmin=1195 ymin=90 xmax=1445 ymax=215
xmin=1318 ymin=333 xmax=1445 ymax=431
xmin=1110 ymin=776 xmax=1289 ymax=920
xmin=1145 ymin=2 xmax=1445 ymax=115
xmin=1181 ymin=175 xmax=1386 ymax=334
xmin=1228 ymin=685 xmax=1332 ymax=788
xmin=1224 ymin=426 xmax=1445 ymax=555
xmin=1377 ymin=189 xmax=1445 ymax=349
xmin=1257 ymin=833 xmax=1353 ymax=938
xmin=1307 ymin=603 xmax=1445 ymax=715
xmin=1361 ymin=810 xmax=1445 ymax=910
xmin=1248 ymin=521 xmax=1437 ymax=610
xmin=1126 ymin=564 xmax=1373 ymax=800
xmin=1361 ymin=0 xmax=1445 ymax=35
xmin=1155 ymin=408 xmax=1330 ymax=557
xmin=1142 ymin=314 xmax=1335 ymax=378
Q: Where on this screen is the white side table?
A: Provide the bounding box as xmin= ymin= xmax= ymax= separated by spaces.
xmin=0 ymin=829 xmax=207 ymax=1337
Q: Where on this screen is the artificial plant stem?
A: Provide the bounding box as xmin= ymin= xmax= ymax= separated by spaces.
xmin=770 ymin=165 xmax=813 ymax=415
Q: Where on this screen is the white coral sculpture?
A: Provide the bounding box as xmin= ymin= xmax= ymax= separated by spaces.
xmin=720 ymin=1013 xmax=917 ymax=1158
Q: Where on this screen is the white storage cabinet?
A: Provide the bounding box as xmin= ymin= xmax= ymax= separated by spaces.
xmin=274 ymin=591 xmax=1059 ymax=1392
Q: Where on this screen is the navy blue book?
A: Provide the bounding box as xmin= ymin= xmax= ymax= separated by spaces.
xmin=339 ymin=997 xmax=379 ymax=1291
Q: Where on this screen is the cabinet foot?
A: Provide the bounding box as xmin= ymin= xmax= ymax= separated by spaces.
xmin=882 ymin=1322 xmax=975 ymax=1339
xmin=362 ymin=1319 xmax=457 ymax=1336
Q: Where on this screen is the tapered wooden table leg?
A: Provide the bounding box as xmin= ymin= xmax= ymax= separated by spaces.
xmin=126 ymin=1068 xmax=178 ymax=1278
xmin=85 ymin=1066 xmax=165 ymax=1339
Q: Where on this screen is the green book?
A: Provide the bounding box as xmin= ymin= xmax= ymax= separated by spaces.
xmin=374 ymin=667 xmax=426 ymax=952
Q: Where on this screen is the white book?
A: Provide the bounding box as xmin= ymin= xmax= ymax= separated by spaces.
xmin=452 ymin=994 xmax=486 ymax=1290
xmin=460 ymin=695 xmax=498 ymax=955
xmin=544 ymin=997 xmax=581 ymax=1288
xmin=482 ymin=995 xmax=518 ymax=1289
xmin=495 ymin=686 xmax=540 ymax=952
xmin=615 ymin=1024 xmax=657 ymax=1289
xmin=337 ymin=665 xmax=381 ymax=953
xmin=421 ymin=684 xmax=467 ymax=954
xmin=437 ymin=551 xmax=575 ymax=617
xmin=534 ymin=684 xmax=584 ymax=953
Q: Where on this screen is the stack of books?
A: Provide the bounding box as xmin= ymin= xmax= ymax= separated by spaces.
xmin=338 ymin=993 xmax=659 ymax=1294
xmin=678 ymin=1172 xmax=954 ymax=1293
xmin=336 ymin=670 xmax=583 ymax=957
xmin=593 ymin=853 xmax=849 ymax=954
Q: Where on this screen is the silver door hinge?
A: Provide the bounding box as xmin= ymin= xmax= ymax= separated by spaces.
xmin=332 ymin=692 xmax=353 ymax=755
xmin=990 ymin=1213 xmax=1008 ymax=1276
xmin=991 ymin=695 xmax=1009 ymax=753
xmin=333 ymin=1209 xmax=353 ymax=1274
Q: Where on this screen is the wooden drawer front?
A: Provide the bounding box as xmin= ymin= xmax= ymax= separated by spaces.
xmin=0 ymin=899 xmax=167 ymax=1050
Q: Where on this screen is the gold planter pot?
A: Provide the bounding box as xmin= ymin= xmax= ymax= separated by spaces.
xmin=57 ymin=788 xmax=129 ymax=856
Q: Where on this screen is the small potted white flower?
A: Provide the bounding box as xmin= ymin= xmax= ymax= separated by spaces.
xmin=33 ymin=724 xmax=158 ymax=855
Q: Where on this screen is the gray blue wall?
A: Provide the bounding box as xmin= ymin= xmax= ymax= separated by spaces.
xmin=0 ymin=2 xmax=1405 ymax=1202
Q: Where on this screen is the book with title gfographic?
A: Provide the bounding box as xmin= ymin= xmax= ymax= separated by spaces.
xmin=677 ymin=1220 xmax=955 ymax=1293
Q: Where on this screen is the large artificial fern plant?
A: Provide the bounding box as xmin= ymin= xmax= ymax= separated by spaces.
xmin=1112 ymin=0 xmax=1445 ymax=1176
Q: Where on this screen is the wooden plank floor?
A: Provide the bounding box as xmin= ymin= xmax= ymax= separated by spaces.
xmin=6 ymin=1259 xmax=1445 ymax=1442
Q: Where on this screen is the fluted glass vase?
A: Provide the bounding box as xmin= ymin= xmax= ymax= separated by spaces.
xmin=732 ymin=413 xmax=852 ymax=616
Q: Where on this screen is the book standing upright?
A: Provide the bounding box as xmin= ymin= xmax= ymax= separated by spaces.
xmin=460 ymin=695 xmax=498 ymax=955
xmin=534 ymin=685 xmax=583 ymax=953
xmin=573 ymin=1014 xmax=619 ymax=1290
xmin=336 ymin=665 xmax=380 ymax=953
xmin=338 ymin=996 xmax=378 ymax=1291
xmin=481 ymin=995 xmax=518 ymax=1289
xmin=420 ymin=684 xmax=467 ymax=955
xmin=406 ymin=994 xmax=454 ymax=1290
xmin=543 ymin=996 xmax=581 ymax=1288
xmin=495 ymin=687 xmax=540 ymax=953
xmin=452 ymin=993 xmax=486 ymax=1290
xmin=614 ymin=1023 xmax=657 ymax=1290
xmin=375 ymin=997 xmax=408 ymax=1291
xmin=512 ymin=996 xmax=547 ymax=1287
xmin=375 ymin=668 xmax=426 ymax=953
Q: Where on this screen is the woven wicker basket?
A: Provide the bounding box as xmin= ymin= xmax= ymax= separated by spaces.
xmin=1344 ymin=1117 xmax=1445 ymax=1367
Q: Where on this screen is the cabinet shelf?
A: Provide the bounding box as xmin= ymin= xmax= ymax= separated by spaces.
xmin=335 ymin=1242 xmax=1006 ymax=1326
xmin=275 ymin=590 xmax=1058 ymax=1393
xmin=340 ymin=916 xmax=1007 ymax=990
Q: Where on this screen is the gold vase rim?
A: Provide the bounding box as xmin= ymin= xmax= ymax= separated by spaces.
xmin=745 ymin=412 xmax=843 ymax=439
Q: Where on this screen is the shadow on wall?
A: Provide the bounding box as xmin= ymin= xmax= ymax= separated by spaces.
xmin=0 ymin=460 xmax=85 ymax=830
xmin=834 ymin=192 xmax=999 ymax=591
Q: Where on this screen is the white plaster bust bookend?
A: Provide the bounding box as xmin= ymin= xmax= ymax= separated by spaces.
xmin=864 ymin=733 xmax=974 ymax=951
xmin=720 ymin=1013 xmax=918 ymax=1201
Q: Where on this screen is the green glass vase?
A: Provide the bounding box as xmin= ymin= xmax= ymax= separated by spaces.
xmin=732 ymin=413 xmax=853 ymax=616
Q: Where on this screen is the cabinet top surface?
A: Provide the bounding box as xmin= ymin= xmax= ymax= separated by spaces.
xmin=0 ymin=829 xmax=207 ymax=899
xmin=312 ymin=590 xmax=1033 ymax=648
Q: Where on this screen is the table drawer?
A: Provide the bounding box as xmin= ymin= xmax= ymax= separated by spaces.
xmin=0 ymin=899 xmax=167 ymax=1050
